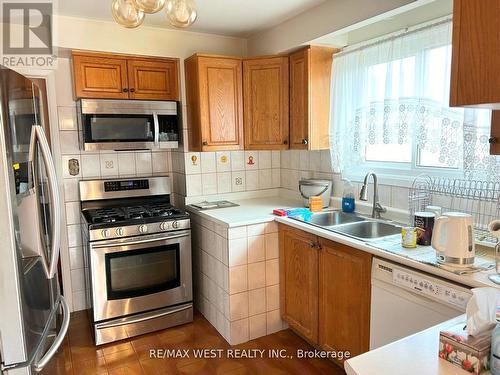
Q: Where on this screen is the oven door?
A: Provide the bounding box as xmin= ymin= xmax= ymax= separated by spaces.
xmin=89 ymin=230 xmax=192 ymax=322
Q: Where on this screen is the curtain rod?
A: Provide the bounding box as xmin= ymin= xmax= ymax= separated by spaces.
xmin=334 ymin=15 xmax=452 ymax=58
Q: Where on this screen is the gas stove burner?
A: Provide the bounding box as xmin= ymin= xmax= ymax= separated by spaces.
xmin=87 ymin=208 xmax=126 ymax=224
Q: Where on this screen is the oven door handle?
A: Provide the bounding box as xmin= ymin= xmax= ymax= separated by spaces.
xmin=95 ymin=303 xmax=192 ymax=329
xmin=91 ymin=231 xmax=190 ymax=249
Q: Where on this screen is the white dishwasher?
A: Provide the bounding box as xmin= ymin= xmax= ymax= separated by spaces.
xmin=370 ymin=257 xmax=473 ymax=350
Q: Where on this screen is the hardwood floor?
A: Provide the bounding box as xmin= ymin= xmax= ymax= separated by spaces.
xmin=41 ymin=310 xmax=346 ymax=375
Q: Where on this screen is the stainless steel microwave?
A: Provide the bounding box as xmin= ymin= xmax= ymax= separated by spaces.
xmin=77 ymin=99 xmax=179 ymax=151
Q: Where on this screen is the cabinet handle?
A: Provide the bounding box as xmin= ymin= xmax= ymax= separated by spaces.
xmin=489 ymin=137 xmax=498 ymax=144
xmin=122 ymin=88 xmax=129 ymax=92
xmin=283 ymin=140 xmax=288 ymax=145
xmin=130 ymin=88 xmax=136 ymax=93
xmin=202 ymin=141 xmax=208 ymax=146
xmin=302 ymin=138 xmax=308 ymax=145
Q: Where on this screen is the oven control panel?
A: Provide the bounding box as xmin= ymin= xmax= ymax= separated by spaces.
xmin=104 ymin=179 xmax=149 ymax=192
xmin=392 ymin=268 xmax=471 ymax=310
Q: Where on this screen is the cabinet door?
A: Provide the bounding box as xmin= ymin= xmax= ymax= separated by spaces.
xmin=318 ymin=238 xmax=372 ymax=365
xmin=450 ymin=0 xmax=500 ymax=108
xmin=289 ymin=48 xmax=309 ymax=149
xmin=279 ymin=225 xmax=319 ymax=344
xmin=127 ymin=58 xmax=179 ymax=100
xmin=198 ymin=57 xmax=243 ymax=151
xmin=72 ymin=54 xmax=129 ymax=99
xmin=243 ymin=57 xmax=289 ymax=150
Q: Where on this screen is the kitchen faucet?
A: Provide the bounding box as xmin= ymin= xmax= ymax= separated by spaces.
xmin=359 ymin=171 xmax=387 ymax=219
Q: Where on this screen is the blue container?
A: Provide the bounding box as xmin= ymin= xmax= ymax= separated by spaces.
xmin=342 ymin=197 xmax=355 ymax=213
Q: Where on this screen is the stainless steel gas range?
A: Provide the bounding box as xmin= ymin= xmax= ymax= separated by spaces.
xmin=79 ymin=176 xmax=192 ymax=345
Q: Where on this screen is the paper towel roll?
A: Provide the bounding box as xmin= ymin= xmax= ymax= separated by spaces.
xmin=489 ymin=220 xmax=500 ymax=239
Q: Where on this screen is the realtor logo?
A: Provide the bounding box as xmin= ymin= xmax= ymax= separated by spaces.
xmin=1 ymin=0 xmax=57 ymax=68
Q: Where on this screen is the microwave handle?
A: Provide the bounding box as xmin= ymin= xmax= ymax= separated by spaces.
xmin=28 ymin=125 xmax=62 ymax=279
xmin=153 ymin=112 xmax=159 ymax=146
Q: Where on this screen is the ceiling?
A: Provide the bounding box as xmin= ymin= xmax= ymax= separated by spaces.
xmin=312 ymin=0 xmax=452 ymax=47
xmin=55 ymin=0 xmax=327 ymax=37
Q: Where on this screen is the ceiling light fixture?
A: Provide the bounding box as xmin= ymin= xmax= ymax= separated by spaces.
xmin=111 ymin=0 xmax=197 ymax=29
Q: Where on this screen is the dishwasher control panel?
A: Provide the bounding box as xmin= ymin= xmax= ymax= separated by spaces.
xmin=392 ymin=268 xmax=471 ymax=310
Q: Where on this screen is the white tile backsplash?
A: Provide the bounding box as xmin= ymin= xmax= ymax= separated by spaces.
xmin=117 ymin=152 xmax=136 ymax=176
xmin=258 ymin=151 xmax=272 ymax=169
xmin=231 ymin=171 xmax=246 ymax=192
xmin=202 ymin=173 xmax=217 ymax=195
xmin=57 ymin=106 xmax=78 ymax=131
xmin=216 ymin=151 xmax=231 ymax=172
xmin=81 ymin=154 xmax=100 ymax=178
xmin=246 ymin=170 xmax=259 ymax=191
xmin=230 ymin=151 xmax=245 ymax=171
xmin=271 ymin=151 xmax=281 ymax=168
xmin=135 ymin=152 xmax=152 ymax=175
xmin=217 ymin=172 xmax=232 ymax=194
xmin=258 ymin=169 xmax=272 ymax=190
xmin=184 ymin=152 xmax=201 ymax=174
xmin=59 ymin=131 xmax=80 ymax=155
xmin=65 ymin=201 xmax=80 ymax=225
xmin=201 ymin=152 xmax=216 ymax=173
xmin=244 ymin=151 xmax=258 ymax=169
xmin=63 ymin=178 xmax=79 ymax=202
xmin=99 ymin=153 xmax=118 ymax=177
xmin=152 ymin=152 xmax=169 ymax=174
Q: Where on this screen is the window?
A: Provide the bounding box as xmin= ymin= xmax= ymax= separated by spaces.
xmin=330 ymin=19 xmax=498 ymax=183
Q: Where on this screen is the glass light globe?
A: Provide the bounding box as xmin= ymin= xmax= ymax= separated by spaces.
xmin=111 ymin=0 xmax=145 ymax=28
xmin=133 ymin=0 xmax=166 ymax=14
xmin=165 ymin=0 xmax=197 ymax=28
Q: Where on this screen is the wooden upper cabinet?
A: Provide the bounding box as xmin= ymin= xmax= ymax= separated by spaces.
xmin=318 ymin=238 xmax=372 ymax=365
xmin=289 ymin=46 xmax=337 ymax=150
xmin=184 ymin=54 xmax=243 ymax=151
xmin=72 ymin=52 xmax=129 ymax=99
xmin=72 ymin=51 xmax=179 ymax=101
xmin=127 ymin=58 xmax=179 ymax=100
xmin=279 ymin=225 xmax=319 ymax=344
xmin=243 ymin=56 xmax=289 ymax=150
xmin=450 ymin=0 xmax=500 ymax=108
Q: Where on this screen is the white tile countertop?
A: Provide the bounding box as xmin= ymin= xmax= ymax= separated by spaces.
xmin=186 ymin=196 xmax=499 ymax=289
xmin=185 ymin=196 xmax=303 ymax=227
xmin=345 ymin=314 xmax=491 ymax=375
xmin=275 ymin=215 xmax=499 ymax=289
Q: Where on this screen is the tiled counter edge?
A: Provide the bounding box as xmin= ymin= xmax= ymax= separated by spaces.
xmin=190 ymin=211 xmax=287 ymax=345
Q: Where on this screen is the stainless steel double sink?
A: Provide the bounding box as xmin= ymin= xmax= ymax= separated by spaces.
xmin=291 ymin=210 xmax=402 ymax=241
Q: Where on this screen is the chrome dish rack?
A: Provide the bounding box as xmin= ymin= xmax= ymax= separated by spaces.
xmin=409 ymin=175 xmax=500 ymax=245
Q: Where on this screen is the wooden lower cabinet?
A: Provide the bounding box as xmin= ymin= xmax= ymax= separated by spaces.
xmin=318 ymin=238 xmax=372 ymax=365
xmin=279 ymin=224 xmax=372 ymax=367
xmin=279 ymin=225 xmax=319 ymax=344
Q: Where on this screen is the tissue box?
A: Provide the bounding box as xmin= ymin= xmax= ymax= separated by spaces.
xmin=439 ymin=322 xmax=492 ymax=374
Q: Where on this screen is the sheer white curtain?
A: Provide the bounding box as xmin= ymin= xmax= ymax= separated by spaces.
xmin=329 ymin=19 xmax=499 ymax=182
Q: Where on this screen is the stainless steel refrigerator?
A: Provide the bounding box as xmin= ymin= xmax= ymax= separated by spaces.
xmin=0 ymin=66 xmax=69 ymax=374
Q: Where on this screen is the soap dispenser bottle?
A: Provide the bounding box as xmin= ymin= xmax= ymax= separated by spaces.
xmin=341 ymin=179 xmax=355 ymax=213
xmin=491 ymin=323 xmax=500 ymax=375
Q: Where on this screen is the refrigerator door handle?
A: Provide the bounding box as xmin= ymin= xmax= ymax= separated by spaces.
xmin=0 ymin=296 xmax=70 ymax=373
xmin=33 ymin=296 xmax=70 ymax=372
xmin=28 ymin=125 xmax=61 ymax=279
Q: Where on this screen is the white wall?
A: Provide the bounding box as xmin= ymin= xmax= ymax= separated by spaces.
xmin=247 ymin=0 xmax=414 ymax=54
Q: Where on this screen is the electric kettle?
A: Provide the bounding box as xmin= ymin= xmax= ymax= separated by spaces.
xmin=432 ymin=212 xmax=475 ymax=266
